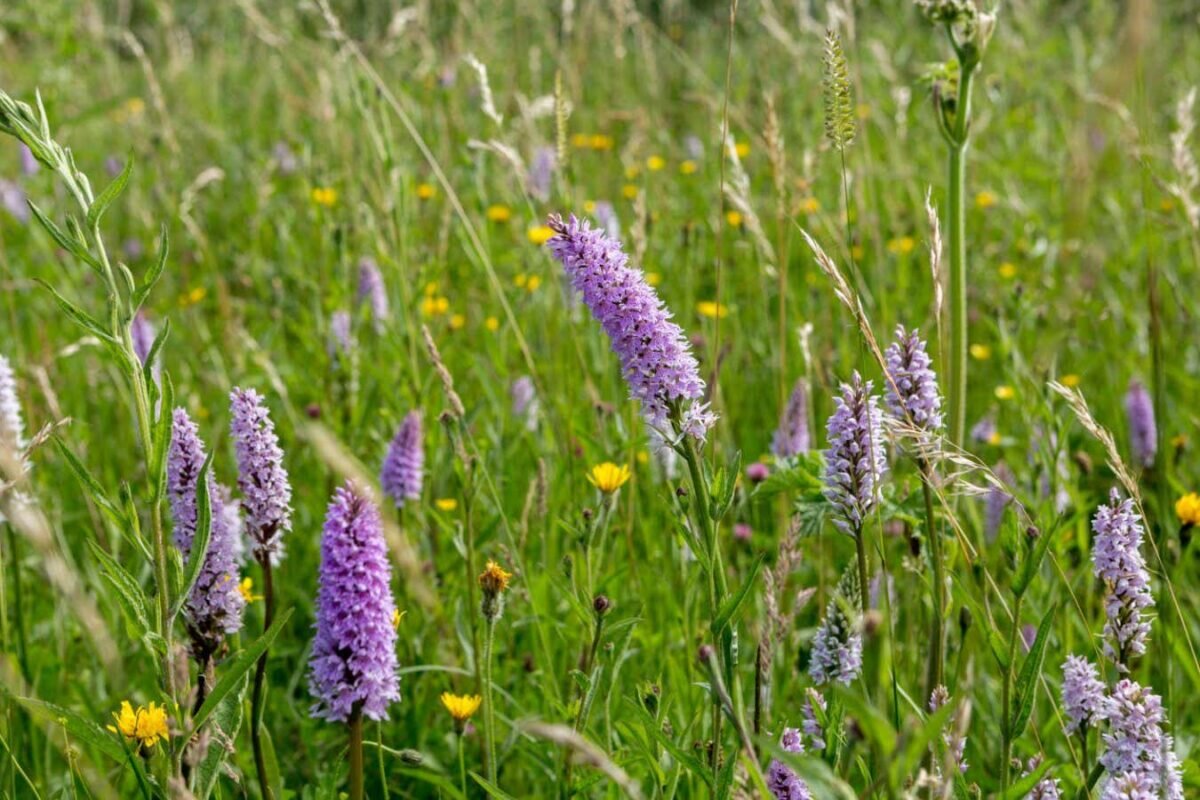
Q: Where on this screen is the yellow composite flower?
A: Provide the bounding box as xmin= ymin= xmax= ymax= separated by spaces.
xmin=311 ymin=187 xmax=338 ymax=207
xmin=646 ymin=155 xmax=666 ymax=172
xmin=679 ymin=159 xmax=697 ymax=175
xmin=527 ymin=225 xmax=554 ymax=245
xmin=975 ymin=190 xmax=997 ymax=209
xmin=424 ymin=281 xmax=440 ymax=296
xmin=886 ymin=236 xmax=915 ymax=255
xmin=969 ymin=344 xmax=992 ymax=361
xmin=645 ymin=272 xmax=662 ymax=287
xmin=998 ymin=262 xmax=1018 ymax=279
xmin=696 ymin=301 xmax=729 ymax=319
xmin=588 ymin=462 xmax=632 ymax=494
xmin=734 ymin=141 xmax=750 ymax=158
xmin=988 ymin=430 xmax=1002 ymax=446
xmin=622 ymin=184 xmax=639 ymax=200
xmin=392 ymin=609 xmax=406 ymax=630
xmin=485 ymin=316 xmax=500 ymax=332
xmin=725 ymin=210 xmax=743 ymax=228
xmin=1176 ymin=493 xmax=1200 ymax=526
xmin=179 ymin=286 xmax=207 ymax=307
xmin=625 ymin=165 xmax=641 ymax=180
xmin=421 ymin=296 xmax=450 ymax=317
xmin=441 ymin=692 xmax=483 ymax=724
xmin=799 ymin=197 xmax=820 ymax=214
xmin=486 ymin=204 xmax=512 ymax=222
xmin=1061 ymin=374 xmax=1081 ymax=388
xmin=583 ymin=200 xmax=597 ymax=214
xmin=416 ymin=182 xmax=437 ymax=200
xmin=478 ymin=560 xmax=513 ymax=594
xmin=109 ymin=701 xmax=169 ymax=749
xmin=238 ymin=577 xmax=262 ymax=603
xmin=589 ymin=134 xmax=615 ymax=151
xmin=570 ymin=133 xmax=590 ymax=149
xmin=435 ymin=498 xmax=458 ymax=512
xmin=994 ymin=385 xmax=1015 ymax=400
xmin=449 ymin=313 xmax=466 ymax=330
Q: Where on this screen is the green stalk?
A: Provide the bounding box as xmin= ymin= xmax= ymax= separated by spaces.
xmin=481 ymin=617 xmax=498 ymax=785
xmin=946 ymin=51 xmax=978 ymax=449
xmin=348 ymin=708 xmax=364 ymax=800
xmin=920 ymin=464 xmax=945 ymax=697
xmin=250 ymin=556 xmax=276 ymax=800
xmin=999 ymin=593 xmax=1023 ymax=794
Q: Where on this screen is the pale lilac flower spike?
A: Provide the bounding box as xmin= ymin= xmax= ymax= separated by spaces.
xmin=1061 ymin=655 xmax=1106 ymax=733
xmin=1091 ymin=489 xmax=1154 ymax=667
xmin=0 ymin=355 xmax=25 ymax=454
xmin=309 ymin=482 xmax=400 ymax=722
xmin=884 ymin=325 xmax=944 ymax=431
xmin=771 ymin=378 xmax=810 ymax=460
xmin=1124 ymin=379 xmax=1156 ymax=469
xmin=357 ymin=258 xmax=389 ymax=332
xmin=1099 ymin=679 xmax=1182 ymax=800
xmin=823 ymin=372 xmax=887 ymax=535
xmin=131 ymin=311 xmax=156 ymax=365
xmin=546 ymin=214 xmax=714 ymax=443
xmin=765 ymin=727 xmax=812 ymax=800
xmin=808 ymin=571 xmax=863 ymax=686
xmin=381 ymin=411 xmax=423 ymax=508
xmin=230 ymin=387 xmax=293 ymax=561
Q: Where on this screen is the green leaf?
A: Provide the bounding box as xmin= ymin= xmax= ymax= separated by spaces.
xmin=710 ymin=554 xmax=764 ymax=638
xmin=188 ymin=607 xmax=294 ymax=738
xmin=999 ymin=758 xmax=1052 ymax=799
xmin=752 ymin=453 xmax=825 ymax=500
xmin=1014 ymin=520 xmax=1057 ymax=597
xmin=131 ymin=224 xmax=169 ymax=311
xmin=1010 ymin=604 xmax=1056 ymax=739
xmin=86 ymin=152 xmax=132 ymax=228
xmin=470 ymin=772 xmax=519 ymax=800
xmin=169 ymin=451 xmax=214 ymax=623
xmin=27 ymin=201 xmax=100 ymax=271
xmin=87 ymin=541 xmax=150 ymax=639
xmin=33 ymin=279 xmax=114 ymax=344
xmin=193 ymin=672 xmax=247 ymax=800
xmin=14 ymin=697 xmax=126 ymax=763
xmin=52 ymin=437 xmax=125 ymax=529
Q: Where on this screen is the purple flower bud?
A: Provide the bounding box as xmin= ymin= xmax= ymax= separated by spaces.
xmin=309 ymin=482 xmax=400 ymax=722
xmin=1125 ymin=379 xmax=1156 ymax=469
xmin=1092 ymin=489 xmax=1154 ymax=666
xmin=0 ymin=354 xmax=25 ymax=454
xmin=1061 ymin=655 xmax=1106 ymax=733
xmin=546 ymin=214 xmax=713 ymax=442
xmin=230 ymin=388 xmax=292 ymax=561
xmin=746 ymin=462 xmax=769 ymax=483
xmin=766 ymin=726 xmax=812 ymax=800
xmin=357 ymin=258 xmax=389 ymax=332
xmin=733 ymin=522 xmax=752 ymax=541
xmin=823 ymin=373 xmax=887 ymax=535
xmin=884 ymin=326 xmax=943 ymax=431
xmin=381 ymin=411 xmax=423 ymax=508
xmin=771 ymin=379 xmax=810 ymax=460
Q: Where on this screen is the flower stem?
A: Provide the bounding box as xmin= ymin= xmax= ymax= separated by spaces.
xmin=250 ymin=555 xmax=275 ymax=800
xmin=482 ymin=616 xmax=498 ymax=785
xmin=348 ymin=707 xmax=364 ymax=800
xmin=919 ymin=464 xmax=945 ymax=698
xmin=999 ymin=592 xmax=1023 ymax=794
xmin=946 ymin=57 xmax=977 ymax=449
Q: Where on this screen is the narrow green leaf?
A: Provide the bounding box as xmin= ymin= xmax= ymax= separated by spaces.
xmin=87 ymin=541 xmax=150 ymax=638
xmin=1011 ymin=604 xmax=1056 ymax=738
xmin=86 ymin=152 xmax=133 ymax=228
xmin=27 ymin=201 xmax=99 ymax=270
xmin=711 ymin=554 xmax=765 ymax=638
xmin=52 ymin=437 xmax=125 ymax=528
xmin=131 ymin=224 xmax=169 ymax=311
xmin=14 ymin=697 xmax=126 ymax=763
xmin=999 ymin=758 xmax=1052 ymax=799
xmin=470 ymin=772 xmax=519 ymax=800
xmin=33 ymin=279 xmax=114 ymax=343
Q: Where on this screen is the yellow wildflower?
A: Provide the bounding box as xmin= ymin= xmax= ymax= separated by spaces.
xmin=486 ymin=204 xmax=512 ymax=222
xmin=392 ymin=609 xmax=406 ymax=630
xmin=1061 ymin=374 xmax=1081 ymax=388
xmin=988 ymin=430 xmax=1002 ymax=446
xmin=998 ymin=262 xmax=1017 ymax=279
xmin=851 ymin=244 xmax=865 ymax=260
xmin=886 ymin=236 xmax=915 ymax=255
xmin=587 ymin=462 xmax=632 ymax=494
xmin=645 ymin=272 xmax=662 ymax=287
xmin=800 ymin=197 xmax=820 ymax=214
xmin=680 ymin=160 xmax=698 ymax=175
xmin=441 ymin=692 xmax=482 ymax=726
xmin=421 ymin=296 xmax=450 ymax=316
xmin=525 ymin=275 xmax=541 ymax=292
xmin=478 ymin=560 xmax=513 ymax=594
xmin=485 ymin=316 xmax=500 ymax=332
xmin=1160 ymin=198 xmax=1176 ymax=212
xmin=994 ymin=385 xmax=1015 ymax=400
xmin=1176 ymin=493 xmax=1200 ymax=527
xmin=570 ymin=133 xmax=590 ymax=149
xmin=238 ymin=577 xmax=262 ymax=603
xmin=725 ymin=210 xmax=744 ymax=228
xmin=969 ymin=344 xmax=992 ymax=360
xmin=424 ymin=281 xmax=439 ymax=296
xmin=311 ymin=187 xmax=338 ymax=207
xmin=646 ymin=155 xmax=666 ymax=172
xmin=416 ymin=183 xmax=437 ymax=200
xmin=527 ymin=225 xmax=554 ymax=245
xmin=514 ymin=273 xmax=528 ymax=288
xmin=435 ymin=498 xmax=458 ymax=512
xmin=696 ymin=301 xmax=729 ymax=319
xmin=975 ymin=190 xmax=997 ymax=209
xmin=589 ymin=134 xmax=614 ymax=151
xmin=625 ymin=165 xmax=641 ymax=180
xmin=734 ymin=141 xmax=750 ymax=158
xmin=583 ymin=200 xmax=597 ymax=214
xmin=449 ymin=313 xmax=465 ymax=330
xmin=622 ymin=184 xmax=638 ymax=200
xmin=636 ymin=450 xmax=649 ymax=465
xmin=108 ymin=701 xmax=169 ymax=750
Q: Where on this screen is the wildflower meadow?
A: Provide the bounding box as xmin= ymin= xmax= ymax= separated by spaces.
xmin=1 ymin=0 xmax=1200 ymax=797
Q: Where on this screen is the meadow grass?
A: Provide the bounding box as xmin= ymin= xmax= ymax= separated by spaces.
xmin=0 ymin=0 xmax=1198 ymax=797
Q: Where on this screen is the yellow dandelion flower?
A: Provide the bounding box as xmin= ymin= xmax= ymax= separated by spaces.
xmin=486 ymin=204 xmax=512 ymax=222
xmin=424 ymin=281 xmax=439 ymax=296
xmin=975 ymin=190 xmax=997 ymax=209
xmin=108 ymin=701 xmax=169 ymax=750
xmin=441 ymin=692 xmax=483 ymax=725
xmin=525 ymin=275 xmax=541 ymax=292
xmin=645 ymin=272 xmax=662 ymax=286
xmin=416 ymin=183 xmax=437 ymax=200
xmin=1061 ymin=374 xmax=1081 ymax=388
xmin=514 ymin=273 xmax=528 ymax=288
xmin=800 ymin=197 xmax=820 ymax=214
xmin=998 ymin=262 xmax=1017 ymax=279
xmin=988 ymin=430 xmax=1002 ymax=446
xmin=969 ymin=344 xmax=992 ymax=360
xmin=734 ymin=141 xmax=750 ymax=158
xmin=485 ymin=316 xmax=500 ymax=332
xmin=587 ymin=462 xmax=632 ymax=494
xmin=421 ymin=296 xmax=450 ymax=316
xmin=646 ymin=155 xmax=666 ymax=172
xmin=995 ymin=385 xmax=1015 ymax=400
xmin=449 ymin=313 xmax=465 ymax=330
xmin=625 ymin=165 xmax=641 ymax=180
xmin=527 ymin=225 xmax=554 ymax=245
xmin=725 ymin=210 xmax=744 ymax=228
xmin=478 ymin=560 xmax=513 ymax=594
xmin=1176 ymin=493 xmax=1200 ymax=526
xmin=696 ymin=301 xmax=729 ymax=319
xmin=680 ymin=160 xmax=698 ymax=175
xmin=311 ymin=187 xmax=338 ymax=207
xmin=435 ymin=498 xmax=458 ymax=512
xmin=238 ymin=577 xmax=262 ymax=603
xmin=583 ymin=200 xmax=597 ymax=214
xmin=590 ymin=134 xmax=614 ymax=151
xmin=636 ymin=450 xmax=650 ymax=465
xmin=886 ymin=236 xmax=915 ymax=255
xmin=622 ymin=184 xmax=639 ymax=200
xmin=570 ymin=133 xmax=590 ymax=149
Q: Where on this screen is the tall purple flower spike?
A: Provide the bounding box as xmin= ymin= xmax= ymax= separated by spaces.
xmin=1091 ymin=489 xmax=1154 ymax=667
xmin=1061 ymin=655 xmax=1106 ymax=733
xmin=771 ymin=379 xmax=810 ymax=460
xmin=1099 ymin=679 xmax=1183 ymax=799
xmin=545 ymin=214 xmax=714 ymax=442
xmin=823 ymin=373 xmax=887 ymax=534
xmin=1124 ymin=379 xmax=1156 ymax=469
xmin=308 ymin=482 xmax=400 ymax=722
xmin=884 ymin=325 xmax=944 ymax=431
xmin=357 ymin=258 xmax=390 ymax=333
xmin=765 ymin=727 xmax=812 ymax=800
xmin=381 ymin=411 xmax=423 ymax=509
xmin=230 ymin=388 xmax=292 ymax=561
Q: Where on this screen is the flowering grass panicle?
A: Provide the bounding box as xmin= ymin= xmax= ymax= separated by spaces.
xmin=929 ymin=686 xmax=967 ymax=773
xmin=808 ymin=571 xmax=863 ymax=685
xmin=823 ymin=373 xmax=887 ymax=534
xmin=381 ymin=410 xmax=423 ymax=508
xmin=545 ymin=213 xmax=713 ymax=442
xmin=765 ymin=727 xmax=812 ymax=800
xmin=357 ymin=257 xmax=389 ymax=332
xmin=771 ymin=378 xmax=810 ymax=460
xmin=1124 ymin=379 xmax=1156 ymax=468
xmin=230 ymin=387 xmax=293 ymax=560
xmin=884 ymin=326 xmax=944 ymax=432
xmin=1061 ymin=655 xmax=1106 ymax=732
xmin=1091 ymin=489 xmax=1154 ymax=665
xmin=309 ymin=482 xmax=400 ymax=722
xmin=1099 ymin=679 xmax=1182 ymax=799
xmin=0 ymin=354 xmax=24 ymax=453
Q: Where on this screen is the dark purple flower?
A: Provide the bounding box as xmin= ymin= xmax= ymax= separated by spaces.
xmin=765 ymin=726 xmax=812 ymax=800
xmin=808 ymin=571 xmax=862 ymax=685
xmin=772 ymin=379 xmax=810 ymax=460
xmin=1092 ymin=490 xmax=1154 ymax=666
xmin=309 ymin=482 xmax=400 ymax=722
xmin=546 ymin=214 xmax=713 ymax=442
xmin=357 ymin=258 xmax=389 ymax=332
xmin=230 ymin=388 xmax=292 ymax=561
xmin=1125 ymin=379 xmax=1156 ymax=469
xmin=884 ymin=325 xmax=943 ymax=431
xmin=1061 ymin=655 xmax=1106 ymax=733
xmin=381 ymin=411 xmax=423 ymax=508
xmin=823 ymin=373 xmax=887 ymax=535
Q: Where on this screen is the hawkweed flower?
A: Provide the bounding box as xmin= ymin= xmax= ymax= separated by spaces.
xmin=823 ymin=373 xmax=887 ymax=535
xmin=765 ymin=727 xmax=812 ymax=800
xmin=546 ymin=214 xmax=714 ymax=444
xmin=109 ymin=701 xmax=170 ymax=752
xmin=1176 ymin=492 xmax=1200 ymax=527
xmin=381 ymin=411 xmax=423 ymax=509
xmin=230 ymin=387 xmax=292 ymax=562
xmin=1099 ymin=679 xmax=1182 ymax=799
xmin=884 ymin=326 xmax=944 ymax=432
xmin=357 ymin=258 xmax=389 ymax=332
xmin=771 ymin=379 xmax=810 ymax=460
xmin=309 ymin=482 xmax=400 ymax=722
xmin=1092 ymin=490 xmax=1154 ymax=667
xmin=509 ymin=376 xmax=538 ymax=430
xmin=808 ymin=570 xmax=863 ymax=686
xmin=1061 ymin=655 xmax=1106 ymax=733
xmin=587 ymin=462 xmax=631 ymax=495
xmin=441 ymin=692 xmax=482 ymax=732
xmin=1125 ymin=379 xmax=1156 ymax=469
xmin=478 ymin=560 xmax=513 ymax=622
